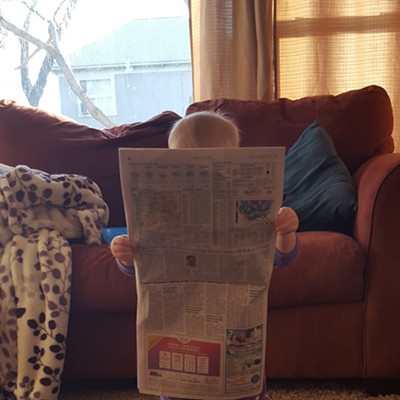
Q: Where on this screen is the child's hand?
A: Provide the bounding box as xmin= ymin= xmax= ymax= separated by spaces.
xmin=275 ymin=207 xmax=299 ymax=236
xmin=110 ymin=235 xmax=137 ymax=267
xmin=275 ymin=207 xmax=299 ymax=253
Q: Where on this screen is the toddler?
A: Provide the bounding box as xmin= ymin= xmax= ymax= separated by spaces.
xmin=111 ymin=111 xmax=300 ymax=400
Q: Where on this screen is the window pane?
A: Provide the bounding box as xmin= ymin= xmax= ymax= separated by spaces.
xmin=83 ymin=80 xmax=111 ymax=97
xmin=0 ymin=0 xmax=191 ymax=128
xmin=276 ymin=0 xmax=400 ymax=150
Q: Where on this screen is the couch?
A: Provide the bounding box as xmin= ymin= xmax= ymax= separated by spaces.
xmin=0 ymin=85 xmax=399 ymax=395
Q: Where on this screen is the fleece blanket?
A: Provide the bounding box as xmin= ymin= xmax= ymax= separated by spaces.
xmin=0 ymin=165 xmax=109 ymax=400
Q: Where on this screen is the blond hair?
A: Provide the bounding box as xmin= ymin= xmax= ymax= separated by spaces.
xmin=168 ymin=111 xmax=240 ymax=149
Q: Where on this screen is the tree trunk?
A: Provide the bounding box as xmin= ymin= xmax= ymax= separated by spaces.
xmin=19 ymin=37 xmax=55 ymax=107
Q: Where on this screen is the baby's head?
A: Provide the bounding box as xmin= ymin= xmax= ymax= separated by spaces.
xmin=168 ymin=111 xmax=240 ymax=149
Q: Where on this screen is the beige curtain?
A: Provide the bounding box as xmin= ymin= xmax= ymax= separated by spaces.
xmin=276 ymin=0 xmax=400 ymax=150
xmin=189 ymin=0 xmax=274 ymax=102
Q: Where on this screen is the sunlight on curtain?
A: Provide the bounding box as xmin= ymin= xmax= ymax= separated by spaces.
xmin=189 ymin=0 xmax=274 ymax=102
xmin=276 ymin=0 xmax=400 ymax=150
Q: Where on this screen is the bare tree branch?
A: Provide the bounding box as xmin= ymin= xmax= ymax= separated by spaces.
xmin=16 ymin=38 xmax=51 ymax=69
xmin=0 ymin=14 xmax=115 ymax=128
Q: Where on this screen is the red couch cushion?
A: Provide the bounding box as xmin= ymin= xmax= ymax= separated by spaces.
xmin=69 ymin=231 xmax=365 ymax=313
xmin=269 ymin=232 xmax=366 ymax=308
xmin=0 ymin=100 xmax=181 ymax=226
xmin=70 ymin=244 xmax=136 ymax=314
xmin=186 ymin=85 xmax=394 ymax=174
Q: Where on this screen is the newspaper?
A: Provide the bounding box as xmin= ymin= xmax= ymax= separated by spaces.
xmin=119 ymin=147 xmax=285 ymax=399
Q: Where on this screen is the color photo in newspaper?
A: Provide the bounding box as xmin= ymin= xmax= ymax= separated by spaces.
xmin=119 ymin=147 xmax=285 ymax=399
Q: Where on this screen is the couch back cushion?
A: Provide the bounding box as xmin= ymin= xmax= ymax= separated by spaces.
xmin=0 ymin=100 xmax=180 ymax=226
xmin=186 ymin=85 xmax=394 ymax=174
xmin=0 ymin=85 xmax=393 ymax=228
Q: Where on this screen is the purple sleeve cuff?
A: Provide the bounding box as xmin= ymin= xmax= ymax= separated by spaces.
xmin=116 ymin=259 xmax=135 ymax=277
xmin=274 ymin=234 xmax=300 ymax=268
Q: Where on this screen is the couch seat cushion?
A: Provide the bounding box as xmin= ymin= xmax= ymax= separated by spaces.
xmin=269 ymin=231 xmax=365 ymax=308
xmin=70 ymin=244 xmax=137 ymax=314
xmin=70 ymin=231 xmax=365 ymax=313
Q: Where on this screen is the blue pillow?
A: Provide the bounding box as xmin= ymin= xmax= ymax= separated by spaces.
xmin=282 ymin=120 xmax=357 ymax=235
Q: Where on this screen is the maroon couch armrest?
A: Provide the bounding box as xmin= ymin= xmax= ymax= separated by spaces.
xmin=353 ymin=152 xmax=400 ymax=378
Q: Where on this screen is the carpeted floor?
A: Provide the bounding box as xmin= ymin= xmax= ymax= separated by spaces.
xmin=59 ymin=379 xmax=400 ymax=400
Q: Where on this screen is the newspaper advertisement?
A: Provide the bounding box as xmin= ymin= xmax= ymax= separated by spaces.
xmin=119 ymin=147 xmax=285 ymax=399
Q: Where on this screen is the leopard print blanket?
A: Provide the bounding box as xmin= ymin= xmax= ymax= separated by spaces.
xmin=0 ymin=165 xmax=109 ymax=399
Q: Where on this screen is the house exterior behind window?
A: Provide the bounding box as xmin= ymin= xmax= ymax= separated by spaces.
xmin=56 ymin=17 xmax=192 ymax=128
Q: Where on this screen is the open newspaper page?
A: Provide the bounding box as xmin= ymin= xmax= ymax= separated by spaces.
xmin=119 ymin=147 xmax=285 ymax=399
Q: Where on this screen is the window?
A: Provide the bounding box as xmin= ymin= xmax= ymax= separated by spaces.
xmin=79 ymin=79 xmax=116 ymax=116
xmin=0 ymin=0 xmax=192 ymax=128
xmin=275 ymin=1 xmax=400 ymax=148
xmin=275 ymin=1 xmax=400 ymax=98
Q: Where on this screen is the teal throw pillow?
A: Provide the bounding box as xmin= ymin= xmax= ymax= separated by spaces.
xmin=282 ymin=120 xmax=357 ymax=235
